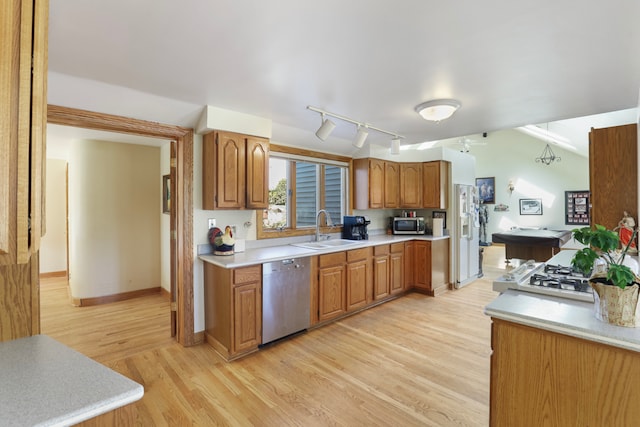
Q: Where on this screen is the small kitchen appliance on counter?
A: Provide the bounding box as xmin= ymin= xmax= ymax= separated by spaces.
xmin=392 ymin=216 xmax=425 ymax=235
xmin=342 ymin=215 xmax=370 ymax=240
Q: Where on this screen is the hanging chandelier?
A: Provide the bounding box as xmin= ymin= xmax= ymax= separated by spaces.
xmin=535 ymin=143 xmax=561 ymax=165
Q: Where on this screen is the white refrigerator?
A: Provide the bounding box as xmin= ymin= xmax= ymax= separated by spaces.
xmin=454 ymin=184 xmax=480 ymax=288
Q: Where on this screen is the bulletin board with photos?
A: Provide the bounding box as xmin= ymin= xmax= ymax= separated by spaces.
xmin=565 ymin=191 xmax=590 ymax=225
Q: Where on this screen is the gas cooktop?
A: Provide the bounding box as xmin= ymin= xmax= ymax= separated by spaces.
xmin=493 ymin=260 xmax=595 ymax=302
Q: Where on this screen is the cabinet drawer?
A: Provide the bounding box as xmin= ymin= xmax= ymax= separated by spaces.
xmin=347 ymin=247 xmax=371 ymax=262
xmin=390 ymin=242 xmax=404 ymax=253
xmin=319 ymin=252 xmax=346 ymax=267
xmin=233 ymin=265 xmax=261 ymax=285
xmin=374 ymin=245 xmax=390 ymax=256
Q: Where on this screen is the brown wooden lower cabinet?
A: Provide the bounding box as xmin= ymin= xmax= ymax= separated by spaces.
xmin=389 ymin=243 xmax=405 ymax=295
xmin=203 ymin=263 xmax=261 ymax=361
xmin=490 ymin=319 xmax=640 ymax=426
xmin=203 ymin=238 xmax=450 ymax=360
xmin=318 ymin=252 xmax=347 ymax=322
xmin=373 ymin=245 xmax=390 ymax=300
xmin=346 ymin=247 xmax=373 ymax=311
xmin=413 ymin=239 xmax=450 ymax=296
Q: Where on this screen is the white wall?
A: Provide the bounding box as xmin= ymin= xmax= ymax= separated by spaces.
xmin=40 ymin=159 xmax=68 ymax=273
xmin=471 ymin=129 xmax=589 ymax=238
xmin=67 ymin=139 xmax=161 ymax=299
xmin=160 ymin=143 xmax=171 ymax=292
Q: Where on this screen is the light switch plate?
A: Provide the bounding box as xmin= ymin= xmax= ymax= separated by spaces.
xmin=208 ymin=218 xmax=216 ymax=229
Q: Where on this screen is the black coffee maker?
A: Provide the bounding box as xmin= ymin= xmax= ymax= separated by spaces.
xmin=342 ymin=215 xmax=370 ymax=240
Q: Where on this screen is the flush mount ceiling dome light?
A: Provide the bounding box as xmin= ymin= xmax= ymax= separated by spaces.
xmin=415 ymin=99 xmax=461 ymax=122
xmin=307 ymin=106 xmax=404 ymax=154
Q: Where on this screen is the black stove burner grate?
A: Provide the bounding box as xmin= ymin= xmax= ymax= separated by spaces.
xmin=529 ymin=273 xmax=591 ymax=293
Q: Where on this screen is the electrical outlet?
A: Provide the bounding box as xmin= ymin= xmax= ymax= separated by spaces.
xmin=208 ymin=218 xmax=216 ymax=229
xmin=231 ymin=225 xmax=237 ymax=234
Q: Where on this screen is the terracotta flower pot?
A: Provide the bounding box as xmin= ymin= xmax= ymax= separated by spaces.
xmin=589 ymin=279 xmax=640 ymax=327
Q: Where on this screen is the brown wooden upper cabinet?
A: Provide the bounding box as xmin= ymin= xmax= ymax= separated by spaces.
xmin=202 ymin=131 xmax=269 ymax=210
xmin=422 ymin=161 xmax=449 ymax=209
xmin=384 ymin=161 xmax=400 ymax=208
xmin=399 ymin=163 xmax=422 ymax=208
xmin=354 ymin=158 xmax=449 ymax=210
xmin=353 ymin=158 xmax=385 ymax=209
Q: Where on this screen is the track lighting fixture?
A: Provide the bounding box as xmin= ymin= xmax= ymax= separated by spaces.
xmin=307 ymin=106 xmax=404 ymax=154
xmin=353 ymin=125 xmax=369 ymax=148
xmin=415 ymin=99 xmax=461 ymax=122
xmin=315 ymin=113 xmax=336 ymax=141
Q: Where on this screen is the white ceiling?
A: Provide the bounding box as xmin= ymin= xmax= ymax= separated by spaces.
xmin=47 ymin=1 xmax=640 ymax=156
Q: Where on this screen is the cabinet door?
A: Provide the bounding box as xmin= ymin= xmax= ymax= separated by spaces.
xmin=233 ymin=281 xmax=261 ymax=353
xmin=318 ymin=265 xmax=346 ymax=322
xmin=422 ymin=161 xmax=448 ymax=209
xmin=389 ymin=246 xmax=404 ymax=295
xmin=400 ymin=163 xmax=422 ymax=208
xmin=373 ymin=255 xmax=390 ymax=300
xmin=431 ymin=238 xmax=450 ymax=295
xmin=216 ymin=131 xmax=246 ymax=209
xmin=368 ymin=159 xmax=385 ymax=209
xmin=384 ymin=161 xmax=400 ymax=208
xmin=589 ymin=124 xmax=638 ymax=230
xmin=346 ymin=259 xmax=369 ymax=311
xmin=246 ymin=136 xmax=269 ymax=209
xmin=404 ymin=241 xmax=415 ymax=289
xmin=414 ymin=241 xmax=431 ymax=292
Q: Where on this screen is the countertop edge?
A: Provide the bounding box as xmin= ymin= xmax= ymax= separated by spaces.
xmin=49 ymin=386 xmax=144 ymax=427
xmin=199 ymin=235 xmax=450 ymax=268
xmin=485 ymin=290 xmax=640 ymax=353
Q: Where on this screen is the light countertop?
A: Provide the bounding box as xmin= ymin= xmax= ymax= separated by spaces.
xmin=0 ymin=335 xmax=144 ymax=427
xmin=199 ymin=234 xmax=450 ymax=268
xmin=485 ymin=290 xmax=640 ymax=353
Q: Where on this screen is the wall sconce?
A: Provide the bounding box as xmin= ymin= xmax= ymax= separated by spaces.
xmin=508 ymin=180 xmax=515 ymax=194
xmin=307 ymin=106 xmax=404 ymax=154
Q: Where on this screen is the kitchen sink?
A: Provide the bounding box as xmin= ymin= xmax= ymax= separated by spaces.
xmin=291 ymin=239 xmax=362 ymax=250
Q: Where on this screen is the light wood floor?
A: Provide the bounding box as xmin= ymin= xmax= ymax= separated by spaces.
xmin=40 ymin=245 xmax=511 ymax=426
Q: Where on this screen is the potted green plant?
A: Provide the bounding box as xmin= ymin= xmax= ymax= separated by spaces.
xmin=571 ymin=224 xmax=640 ymax=327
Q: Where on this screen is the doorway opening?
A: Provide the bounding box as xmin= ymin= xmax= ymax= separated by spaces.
xmin=46 ymin=105 xmax=195 ymax=346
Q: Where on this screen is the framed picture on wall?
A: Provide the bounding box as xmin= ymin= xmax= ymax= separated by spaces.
xmin=162 ymin=174 xmax=170 ymax=214
xmin=475 ymin=177 xmax=495 ymax=204
xmin=565 ymin=190 xmax=590 ymax=225
xmin=519 ymin=198 xmax=542 ymax=215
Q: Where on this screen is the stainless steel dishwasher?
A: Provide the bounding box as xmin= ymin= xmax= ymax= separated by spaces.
xmin=262 ymin=257 xmax=311 ymax=344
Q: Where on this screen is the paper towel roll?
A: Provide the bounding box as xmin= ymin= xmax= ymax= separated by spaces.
xmin=433 ymin=218 xmax=444 ymax=237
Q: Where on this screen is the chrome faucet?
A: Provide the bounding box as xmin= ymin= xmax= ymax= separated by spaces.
xmin=315 ymin=209 xmax=333 ymax=242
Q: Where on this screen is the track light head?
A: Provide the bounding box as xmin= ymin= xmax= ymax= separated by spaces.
xmin=390 ymin=138 xmax=401 ymax=155
xmin=315 ymin=113 xmax=336 ymax=141
xmin=353 ymin=125 xmax=368 ymax=148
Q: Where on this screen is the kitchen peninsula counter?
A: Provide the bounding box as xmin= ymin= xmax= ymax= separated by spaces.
xmin=485 ymin=289 xmax=640 ymax=352
xmin=0 ymin=335 xmax=143 ymax=426
xmin=485 ymin=290 xmax=640 ymax=425
xmin=199 ymin=234 xmax=450 ymax=269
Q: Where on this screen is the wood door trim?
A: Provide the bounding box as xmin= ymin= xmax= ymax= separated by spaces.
xmin=47 ymin=105 xmax=196 ymax=347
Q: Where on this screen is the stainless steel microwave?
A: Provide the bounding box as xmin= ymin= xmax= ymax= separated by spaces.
xmin=392 ymin=217 xmax=426 ymax=235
